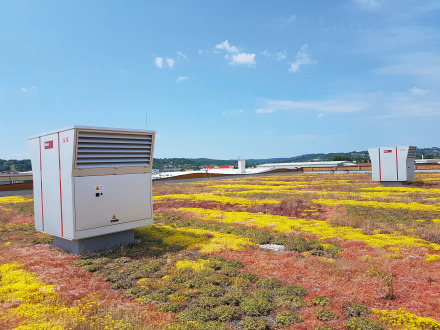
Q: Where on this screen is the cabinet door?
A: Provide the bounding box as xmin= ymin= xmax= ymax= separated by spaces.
xmin=74 ymin=173 xmax=152 ymax=231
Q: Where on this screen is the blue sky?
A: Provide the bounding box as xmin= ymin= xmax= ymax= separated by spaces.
xmin=1 ymin=0 xmax=440 ymax=160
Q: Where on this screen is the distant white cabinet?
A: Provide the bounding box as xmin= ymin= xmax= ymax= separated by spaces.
xmin=368 ymin=146 xmax=416 ymax=183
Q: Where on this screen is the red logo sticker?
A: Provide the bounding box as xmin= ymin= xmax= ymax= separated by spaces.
xmin=44 ymin=140 xmax=54 ymax=149
xmin=384 ymin=149 xmax=392 ymax=153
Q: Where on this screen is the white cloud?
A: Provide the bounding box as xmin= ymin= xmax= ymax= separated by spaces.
xmin=155 ymin=57 xmax=163 ymax=68
xmin=155 ymin=56 xmax=177 ymax=68
xmin=277 ymin=50 xmax=287 ymax=61
xmin=215 ymin=40 xmax=239 ymax=53
xmin=256 ymin=97 xmax=368 ymax=114
xmin=176 ymin=51 xmax=188 ymax=60
xmin=374 ymin=52 xmax=440 ymax=84
xmin=166 ymin=58 xmax=175 ymax=68
xmin=286 ymin=15 xmax=297 ymax=23
xmin=176 ymin=76 xmax=188 ymax=83
xmin=256 ymin=89 xmax=440 ymax=119
xmin=353 ymin=0 xmax=384 ymax=10
xmin=373 ymin=90 xmax=440 ymax=118
xmin=222 ymin=109 xmax=243 ymax=115
xmin=20 ymin=86 xmax=38 ymax=93
xmin=199 ymin=49 xmax=209 ymax=55
xmin=256 ymin=108 xmax=275 ymax=114
xmin=215 ymin=40 xmax=256 ymax=67
xmin=230 ymin=53 xmax=256 ymax=66
xmin=260 ymin=50 xmax=287 ymax=61
xmin=410 ymin=87 xmax=429 ymax=96
xmin=289 ymin=44 xmax=315 ymax=72
xmin=289 ymin=134 xmax=317 ymax=140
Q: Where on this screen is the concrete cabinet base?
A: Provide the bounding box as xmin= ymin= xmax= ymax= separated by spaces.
xmin=53 ymin=230 xmax=135 ymax=254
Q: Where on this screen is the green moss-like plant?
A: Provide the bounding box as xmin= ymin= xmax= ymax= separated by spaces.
xmin=205 ymin=259 xmax=223 ymax=270
xmin=232 ymin=278 xmax=252 ymax=290
xmin=276 ymin=310 xmax=304 ymax=326
xmin=315 ymin=308 xmax=339 ymax=321
xmin=200 ymin=284 xmax=226 ymax=297
xmin=211 ymin=305 xmax=241 ymax=322
xmin=342 ymin=302 xmax=371 ymax=318
xmin=104 ymin=273 xmax=125 ymax=283
xmin=183 ymin=277 xmax=206 ymax=288
xmin=241 ymin=297 xmax=273 ymax=316
xmin=256 ymin=278 xmax=283 ymax=289
xmin=344 ymin=317 xmax=385 ymax=330
xmin=312 ymin=296 xmax=331 ymax=307
xmin=177 ymin=308 xmax=211 ymax=322
xmin=223 ymin=259 xmax=244 ymax=269
xmin=196 ymin=321 xmax=229 ymax=330
xmin=251 ymin=288 xmax=274 ymax=301
xmin=142 ymin=259 xmax=166 ymax=273
xmin=222 ymin=291 xmax=246 ymax=306
xmin=168 ymin=288 xmax=200 ymax=302
xmin=170 ymin=272 xmax=194 ymax=284
xmin=91 ymin=257 xmax=111 ymax=265
xmin=276 ymin=295 xmax=307 ymax=309
xmin=81 ymin=264 xmax=102 ymax=272
xmin=159 ymin=301 xmax=186 ymax=313
xmin=238 ymin=272 xmax=259 ymax=283
xmin=192 ymin=296 xmax=221 ymax=309
xmin=242 ymin=317 xmax=270 ymax=330
xmin=111 ymin=279 xmax=132 ymax=290
xmin=277 ymin=284 xmax=308 ymax=297
xmin=72 ymin=259 xmax=94 ymax=266
xmin=124 ymin=286 xmax=150 ymax=298
xmin=204 ymin=274 xmax=231 ymax=287
xmin=314 ymin=326 xmax=333 ymax=330
xmin=219 ymin=267 xmax=240 ymax=277
xmin=156 ymin=283 xmax=179 ymax=295
xmin=140 ymin=292 xmax=168 ymax=303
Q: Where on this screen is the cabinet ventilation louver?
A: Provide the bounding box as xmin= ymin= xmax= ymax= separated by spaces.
xmin=407 ymin=147 xmax=417 ymax=159
xmin=76 ymin=131 xmax=153 ymax=168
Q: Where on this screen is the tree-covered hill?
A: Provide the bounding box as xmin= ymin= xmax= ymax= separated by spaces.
xmin=1 ymin=147 xmax=439 ymax=172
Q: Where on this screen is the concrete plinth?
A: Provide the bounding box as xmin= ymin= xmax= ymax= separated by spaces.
xmin=53 ymin=230 xmax=135 ymax=254
xmin=380 ymin=181 xmax=409 ymax=187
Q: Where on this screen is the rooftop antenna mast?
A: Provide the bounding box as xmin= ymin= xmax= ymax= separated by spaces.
xmin=145 ymin=113 xmax=149 ymax=130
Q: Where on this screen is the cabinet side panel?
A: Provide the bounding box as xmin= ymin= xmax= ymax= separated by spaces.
xmin=59 ymin=129 xmax=75 ymax=239
xmin=368 ymin=148 xmax=380 ymax=181
xmin=40 ymin=133 xmax=62 ymax=237
xmin=397 ymin=147 xmax=408 ymax=181
xmin=29 ymin=138 xmax=43 ymax=231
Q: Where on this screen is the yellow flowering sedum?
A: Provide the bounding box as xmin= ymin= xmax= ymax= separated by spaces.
xmin=373 ymin=308 xmax=440 ymax=329
xmin=0 ymin=196 xmax=33 ymax=204
xmin=362 ymin=186 xmax=440 ymax=195
xmin=209 ymin=183 xmax=309 ymax=191
xmin=0 ymin=263 xmax=134 ymax=329
xmin=0 ymin=263 xmax=76 ymax=328
xmin=426 ymin=254 xmax=440 ymax=263
xmin=135 ymin=225 xmax=255 ymax=253
xmin=174 ymin=259 xmax=212 ymax=271
xmin=313 ymin=198 xmax=440 ymax=212
xmin=180 ymin=208 xmax=440 ymax=250
xmin=153 ymin=192 xmax=281 ymax=205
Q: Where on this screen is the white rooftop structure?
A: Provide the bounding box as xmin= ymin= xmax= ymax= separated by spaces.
xmin=257 ymin=161 xmax=356 ymax=169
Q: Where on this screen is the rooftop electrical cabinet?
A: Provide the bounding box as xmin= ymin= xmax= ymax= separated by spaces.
xmin=29 ymin=126 xmax=155 ymax=253
xmin=368 ymin=146 xmax=416 ymax=184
